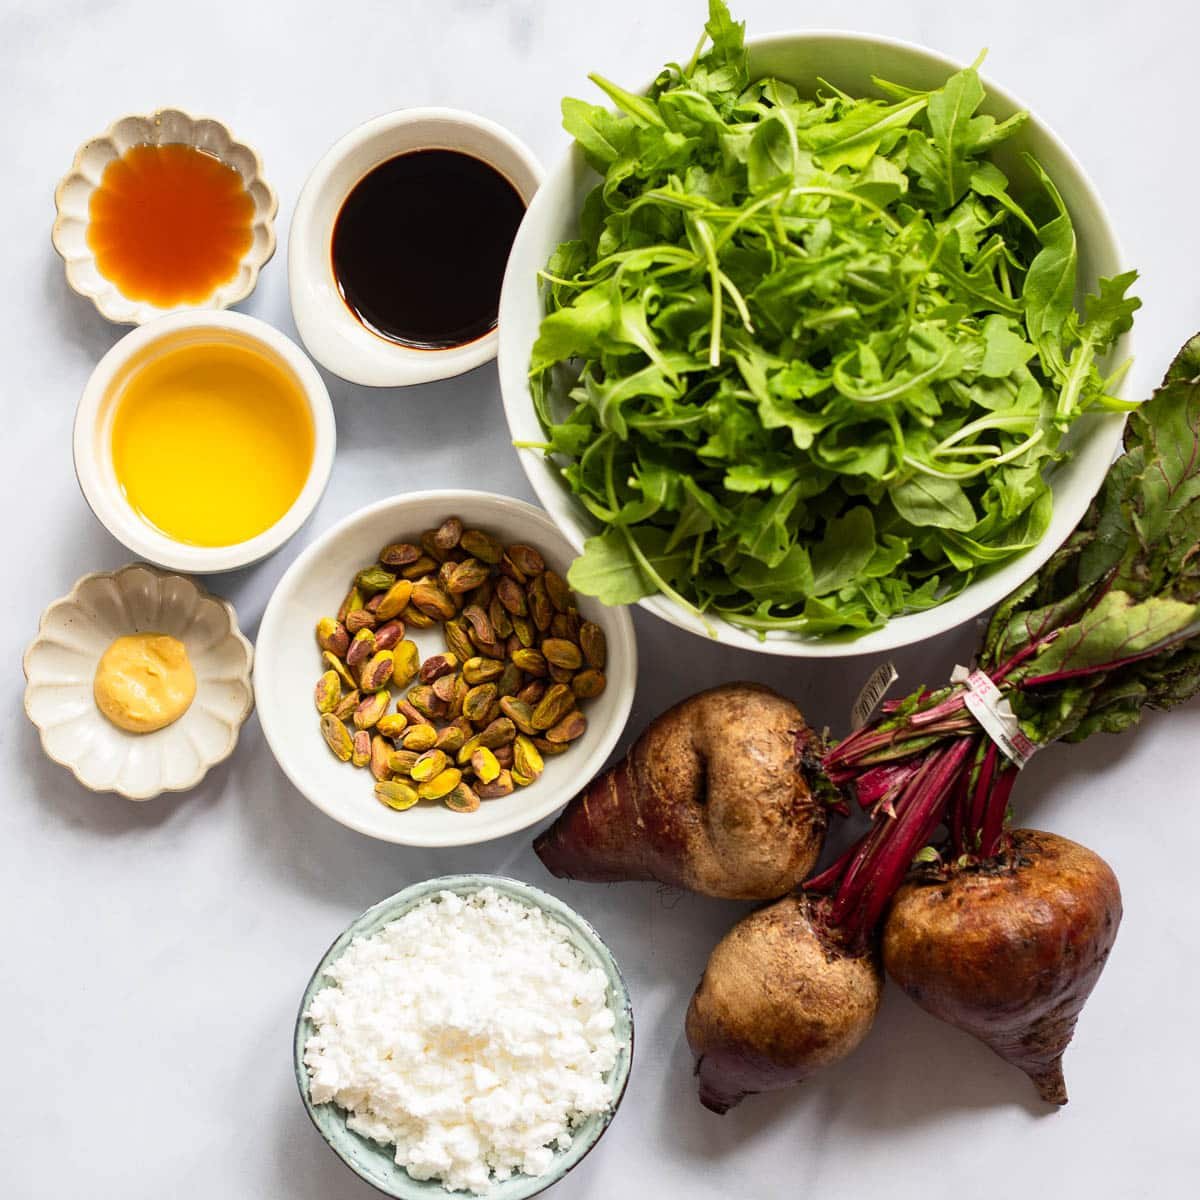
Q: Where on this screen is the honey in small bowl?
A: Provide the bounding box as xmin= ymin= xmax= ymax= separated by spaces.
xmin=88 ymin=144 xmax=255 ymax=307
xmin=110 ymin=339 xmax=315 ymax=547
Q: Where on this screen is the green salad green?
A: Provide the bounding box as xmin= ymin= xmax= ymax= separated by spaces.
xmin=527 ymin=0 xmax=1138 ymax=635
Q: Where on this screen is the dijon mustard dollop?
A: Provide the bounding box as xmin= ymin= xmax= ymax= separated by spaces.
xmin=93 ymin=633 xmax=197 ymax=734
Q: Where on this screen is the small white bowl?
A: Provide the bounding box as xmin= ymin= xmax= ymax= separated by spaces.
xmin=73 ymin=309 xmax=336 ymax=574
xmin=497 ymin=31 xmax=1133 ymax=658
xmin=295 ymin=875 xmax=634 ymax=1199
xmin=23 ymin=564 xmax=254 ymax=800
xmin=289 ymin=108 xmax=543 ymax=387
xmin=52 ymin=108 xmax=277 ymax=325
xmin=254 ymin=490 xmax=637 ymax=848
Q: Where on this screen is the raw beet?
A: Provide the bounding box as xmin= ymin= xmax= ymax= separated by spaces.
xmin=534 ymin=683 xmax=827 ymax=900
xmin=685 ymin=894 xmax=882 ymax=1113
xmin=882 ymin=829 xmax=1122 ymax=1104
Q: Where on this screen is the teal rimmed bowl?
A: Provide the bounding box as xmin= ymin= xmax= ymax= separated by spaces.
xmin=294 ymin=874 xmax=635 ymax=1198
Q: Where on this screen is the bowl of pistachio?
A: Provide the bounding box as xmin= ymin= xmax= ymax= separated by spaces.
xmin=254 ymin=490 xmax=638 ymax=847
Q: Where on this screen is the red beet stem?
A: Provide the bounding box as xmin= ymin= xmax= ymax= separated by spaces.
xmin=854 ymin=763 xmax=920 ymax=808
xmin=967 ymin=742 xmax=997 ymax=845
xmin=979 ymin=762 xmax=1018 ymax=859
xmin=827 ymin=816 xmax=889 ymax=911
xmin=881 ymin=687 xmax=931 ymax=713
xmin=805 ymin=841 xmax=860 ymax=893
xmin=989 ymin=628 xmax=1061 ymax=682
xmin=823 ymin=722 xmax=971 ymax=784
xmin=831 ymin=737 xmax=976 ymax=947
xmin=813 ymin=621 xmax=1120 ymax=950
xmin=949 ymin=750 xmax=974 ymax=857
xmin=908 ymin=691 xmax=967 ymax=727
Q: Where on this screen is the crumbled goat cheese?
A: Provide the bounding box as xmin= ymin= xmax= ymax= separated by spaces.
xmin=303 ymin=887 xmax=619 ymax=1194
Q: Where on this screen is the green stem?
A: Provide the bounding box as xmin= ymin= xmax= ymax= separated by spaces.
xmin=905 ymin=428 xmax=1044 ymax=479
xmin=690 ymin=215 xmax=724 ymax=367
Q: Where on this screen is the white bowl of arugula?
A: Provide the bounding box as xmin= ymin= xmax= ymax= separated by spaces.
xmin=497 ymin=2 xmax=1137 ymax=656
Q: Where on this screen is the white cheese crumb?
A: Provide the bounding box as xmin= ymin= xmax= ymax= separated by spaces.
xmin=303 ymin=887 xmax=619 ymax=1194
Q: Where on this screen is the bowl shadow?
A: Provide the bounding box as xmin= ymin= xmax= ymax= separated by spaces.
xmin=322 ymin=358 xmax=541 ymax=504
xmin=274 ymin=1097 xmax=382 ymax=1200
xmin=235 ymin=718 xmax=536 ymax=910
xmin=21 ymin=718 xmax=225 ymax=834
xmin=655 ymin=975 xmax=1050 ymax=1172
xmin=43 ymin=253 xmax=124 ymax=362
xmin=1006 ymin=696 xmax=1200 ymax=827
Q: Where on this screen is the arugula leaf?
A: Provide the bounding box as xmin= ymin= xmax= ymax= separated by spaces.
xmin=567 ymin=527 xmax=691 ymax=605
xmin=587 ymin=73 xmax=666 ymax=128
xmin=580 ymin=357 xmax=692 ymax=439
xmin=807 ymin=96 xmax=927 ymax=172
xmin=732 ymin=544 xmax=813 ymax=601
xmin=723 ymin=459 xmax=799 ymax=493
xmin=908 ymin=66 xmax=1029 ymax=209
xmin=1080 ymin=271 xmax=1141 ymax=349
xmin=529 ymin=1 xmax=1139 ymax=635
xmin=748 ymin=113 xmax=798 ymax=189
xmin=979 ymin=314 xmax=1035 ymax=378
xmin=969 ymin=161 xmax=1037 ymax=233
xmin=736 ymin=482 xmax=805 ymax=566
xmin=689 ymin=0 xmax=748 ymax=97
xmin=1048 ymin=269 xmax=1141 ymax=423
xmin=1022 ymin=160 xmax=1078 ymax=378
xmin=561 ymin=98 xmax=634 ymax=169
xmin=567 ymin=530 xmax=652 ymax=605
xmin=810 ymin=507 xmax=877 ymax=595
xmin=530 ymin=284 xmax=613 ymax=372
xmin=891 ymin=474 xmax=978 ymax=532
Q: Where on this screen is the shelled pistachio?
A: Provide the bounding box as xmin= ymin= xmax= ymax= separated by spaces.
xmin=313 ymin=515 xmax=611 ymax=815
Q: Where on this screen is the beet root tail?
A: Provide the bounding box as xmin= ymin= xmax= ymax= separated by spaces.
xmin=983 ymin=1020 xmax=1073 ymax=1105
xmin=534 ymin=758 xmax=651 ymax=884
xmin=693 ymin=1053 xmax=755 ymax=1115
xmin=1030 ymin=1058 xmax=1068 ymax=1107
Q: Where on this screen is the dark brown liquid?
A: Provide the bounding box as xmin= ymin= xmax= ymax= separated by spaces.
xmin=331 ymin=149 xmax=527 ymax=350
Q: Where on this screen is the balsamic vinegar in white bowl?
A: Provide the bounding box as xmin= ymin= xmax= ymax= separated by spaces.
xmin=331 ymin=148 xmax=526 ymax=349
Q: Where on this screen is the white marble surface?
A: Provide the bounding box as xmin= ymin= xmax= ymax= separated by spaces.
xmin=5 ymin=1 xmax=1198 ymax=1196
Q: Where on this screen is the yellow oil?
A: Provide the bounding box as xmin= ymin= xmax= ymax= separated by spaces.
xmin=110 ymin=339 xmax=315 ymax=547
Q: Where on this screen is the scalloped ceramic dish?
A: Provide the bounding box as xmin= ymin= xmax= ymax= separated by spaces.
xmin=295 ymin=874 xmax=634 ymax=1199
xmin=52 ymin=109 xmax=277 ymax=325
xmin=23 ymin=564 xmax=254 ymax=799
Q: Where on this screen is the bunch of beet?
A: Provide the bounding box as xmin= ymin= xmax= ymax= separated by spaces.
xmin=536 ymin=683 xmax=1121 ymax=1111
xmin=535 ymin=335 xmax=1200 ymax=1114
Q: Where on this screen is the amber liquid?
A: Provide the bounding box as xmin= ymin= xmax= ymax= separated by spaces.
xmin=87 ymin=144 xmax=255 ymax=307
